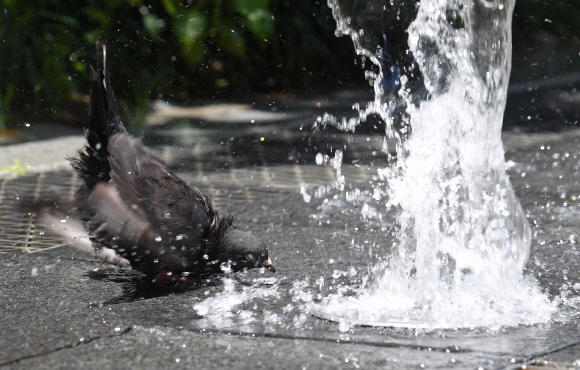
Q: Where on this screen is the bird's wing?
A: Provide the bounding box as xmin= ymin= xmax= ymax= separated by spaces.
xmin=88 ymin=182 xmax=152 ymax=246
xmin=87 ymin=182 xmax=189 ymax=273
xmin=107 ymin=133 xmax=217 ymax=260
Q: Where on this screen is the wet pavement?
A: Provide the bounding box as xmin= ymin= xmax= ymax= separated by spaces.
xmin=1 ymin=98 xmax=580 ymax=369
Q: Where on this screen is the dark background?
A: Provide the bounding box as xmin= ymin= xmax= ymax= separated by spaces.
xmin=0 ymin=0 xmax=578 ymax=130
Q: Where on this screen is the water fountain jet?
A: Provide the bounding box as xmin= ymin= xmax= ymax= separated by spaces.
xmin=312 ymin=0 xmax=555 ymax=329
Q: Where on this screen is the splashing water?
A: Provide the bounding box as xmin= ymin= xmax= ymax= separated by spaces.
xmin=312 ymin=0 xmax=555 ymax=328
xmin=193 ymin=277 xmax=280 ymax=329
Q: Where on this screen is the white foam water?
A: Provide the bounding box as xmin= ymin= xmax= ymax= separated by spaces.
xmin=313 ymin=0 xmax=556 ymax=329
xmin=193 ymin=277 xmax=280 ymax=329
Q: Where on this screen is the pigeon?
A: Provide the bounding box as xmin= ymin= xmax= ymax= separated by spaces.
xmin=67 ymin=38 xmax=274 ymax=286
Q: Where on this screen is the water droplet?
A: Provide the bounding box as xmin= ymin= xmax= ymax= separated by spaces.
xmin=338 ymin=319 xmax=350 ymax=332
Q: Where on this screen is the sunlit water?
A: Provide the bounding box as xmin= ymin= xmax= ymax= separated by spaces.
xmin=307 ymin=0 xmax=556 ymax=329
xmin=176 ymin=127 xmax=580 ymax=336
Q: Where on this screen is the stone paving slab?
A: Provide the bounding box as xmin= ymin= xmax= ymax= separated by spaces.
xmin=0 ymin=253 xmax=510 ymax=370
xmin=537 ymin=343 xmax=580 ymax=365
xmin=2 ymin=123 xmax=580 ymax=369
xmin=1 ymin=181 xmax=580 ymax=369
xmin=0 ymin=136 xmax=84 ymax=174
xmin=1 ymin=232 xmax=580 ymax=369
xmin=3 ymin=324 xmax=511 ymax=370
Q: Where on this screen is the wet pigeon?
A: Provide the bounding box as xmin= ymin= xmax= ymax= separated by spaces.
xmin=68 ymin=38 xmax=274 ymax=285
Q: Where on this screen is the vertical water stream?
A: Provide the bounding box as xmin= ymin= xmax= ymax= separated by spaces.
xmin=313 ymin=0 xmax=555 ymax=328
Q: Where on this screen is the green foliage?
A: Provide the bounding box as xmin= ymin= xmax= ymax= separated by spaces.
xmin=8 ymin=0 xmax=574 ymax=129
xmin=235 ymin=0 xmax=274 ymax=40
xmin=174 ymin=8 xmax=208 ymax=66
xmin=0 ymin=82 xmax=15 ymax=129
xmin=0 ymin=158 xmax=27 ymax=177
xmin=0 ymin=0 xmax=357 ymax=128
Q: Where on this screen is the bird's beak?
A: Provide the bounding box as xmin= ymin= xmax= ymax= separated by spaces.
xmin=262 ymin=258 xmax=276 ymax=273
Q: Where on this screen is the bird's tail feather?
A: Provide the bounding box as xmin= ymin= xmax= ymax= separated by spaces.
xmin=87 ymin=37 xmax=125 ymax=153
xmin=70 ymin=37 xmax=125 ymax=188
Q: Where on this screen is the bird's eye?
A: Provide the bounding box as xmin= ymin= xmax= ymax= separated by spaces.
xmin=246 ymin=253 xmax=255 ymax=261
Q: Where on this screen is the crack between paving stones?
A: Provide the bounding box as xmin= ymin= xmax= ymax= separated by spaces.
xmin=495 ymin=340 xmax=580 ymax=370
xmin=174 ymin=326 xmax=580 ymax=360
xmin=0 ymin=326 xmax=132 ymax=367
xmin=169 ymin=326 xmax=470 ymax=354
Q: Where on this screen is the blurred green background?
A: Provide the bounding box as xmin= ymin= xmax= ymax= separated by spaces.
xmin=0 ymin=0 xmax=578 ymax=129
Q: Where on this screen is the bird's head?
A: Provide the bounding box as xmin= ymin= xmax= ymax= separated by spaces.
xmin=215 ymin=226 xmax=275 ymax=274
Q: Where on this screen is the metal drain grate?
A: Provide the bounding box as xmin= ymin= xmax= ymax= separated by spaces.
xmin=0 ymin=163 xmax=376 ymax=254
xmin=0 ymin=170 xmax=81 ymax=253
